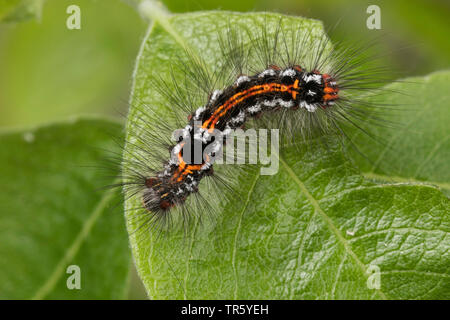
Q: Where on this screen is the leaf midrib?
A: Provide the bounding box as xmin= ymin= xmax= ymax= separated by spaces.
xmin=231 ymin=172 xmax=261 ymax=299
xmin=363 ymin=172 xmax=450 ymax=192
xmin=278 ymin=155 xmax=389 ymax=299
xmin=31 ymin=186 xmax=118 ymax=300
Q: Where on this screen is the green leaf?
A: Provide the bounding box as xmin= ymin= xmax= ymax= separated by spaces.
xmin=0 ymin=0 xmax=144 ymax=127
xmin=126 ymin=11 xmax=450 ymax=299
xmin=0 ymin=117 xmax=131 ymax=299
xmin=0 ymin=0 xmax=44 ymax=22
xmin=351 ymin=71 xmax=450 ymax=196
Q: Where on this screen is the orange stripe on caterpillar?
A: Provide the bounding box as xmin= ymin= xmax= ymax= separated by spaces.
xmin=323 ymin=94 xmax=339 ymax=101
xmin=203 ymin=82 xmax=299 ymax=130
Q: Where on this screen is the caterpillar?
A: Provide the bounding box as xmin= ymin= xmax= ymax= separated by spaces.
xmin=120 ymin=13 xmax=394 ymax=235
xmin=144 ymin=65 xmax=338 ymax=212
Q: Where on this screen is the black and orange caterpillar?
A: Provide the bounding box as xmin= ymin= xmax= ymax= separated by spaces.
xmin=142 ymin=64 xmax=339 ymax=212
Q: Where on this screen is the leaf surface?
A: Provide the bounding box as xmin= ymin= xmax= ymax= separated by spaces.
xmin=0 ymin=0 xmax=44 ymax=22
xmin=126 ymin=11 xmax=450 ymax=299
xmin=0 ymin=118 xmax=131 ymax=299
xmin=352 ymin=71 xmax=450 ymax=196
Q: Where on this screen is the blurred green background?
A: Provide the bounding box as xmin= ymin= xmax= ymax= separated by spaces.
xmin=0 ymin=0 xmax=448 ymax=129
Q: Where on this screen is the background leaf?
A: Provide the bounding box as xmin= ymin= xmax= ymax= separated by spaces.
xmin=126 ymin=11 xmax=450 ymax=299
xmin=350 ymin=71 xmax=450 ymax=196
xmin=0 ymin=117 xmax=131 ymax=299
xmin=0 ymin=0 xmax=44 ymax=22
xmin=0 ymin=0 xmax=144 ymax=127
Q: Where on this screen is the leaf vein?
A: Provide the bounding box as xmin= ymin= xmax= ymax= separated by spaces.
xmin=279 ymin=156 xmax=389 ymax=299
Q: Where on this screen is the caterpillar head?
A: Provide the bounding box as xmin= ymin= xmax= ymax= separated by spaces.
xmin=298 ymin=70 xmax=340 ymax=110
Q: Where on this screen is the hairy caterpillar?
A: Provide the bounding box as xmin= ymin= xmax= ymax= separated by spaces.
xmin=144 ymin=64 xmax=338 ymax=209
xmin=119 ymin=12 xmax=394 ymax=236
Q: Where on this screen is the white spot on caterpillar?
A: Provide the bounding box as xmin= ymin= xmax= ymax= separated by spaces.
xmin=258 ymin=69 xmax=277 ymax=78
xmin=182 ymin=125 xmax=192 ymax=139
xmin=278 ymin=99 xmax=294 ymax=108
xmin=306 ymin=104 xmax=317 ymax=112
xmin=262 ymin=98 xmax=294 ymax=109
xmin=263 ymin=99 xmax=276 ymax=107
xmin=247 ymin=104 xmax=262 ymax=114
xmin=235 ymin=75 xmax=250 ymax=86
xmin=300 ymin=101 xmax=318 ymax=112
xmin=281 ymin=68 xmax=296 ymax=78
xmin=201 ymin=162 xmax=212 ymax=171
xmin=210 ymin=90 xmax=222 ymax=103
xmin=303 ymin=74 xmax=322 ymax=84
xmin=228 ymin=110 xmax=246 ymax=126
xmin=193 ymin=106 xmax=206 ymax=120
xmin=172 ymin=143 xmax=182 ymax=155
xmin=307 ymin=90 xmax=316 ymax=96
